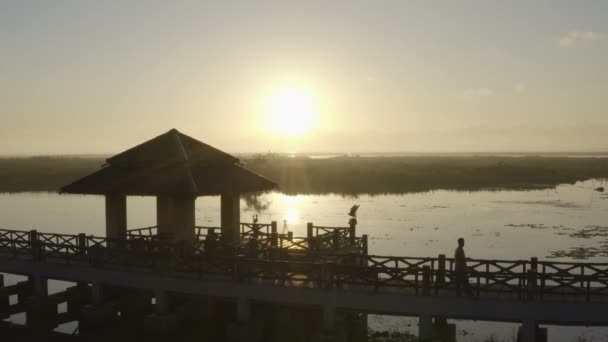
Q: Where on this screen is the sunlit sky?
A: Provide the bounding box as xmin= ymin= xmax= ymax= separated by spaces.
xmin=1 ymin=1 xmax=607 ymax=154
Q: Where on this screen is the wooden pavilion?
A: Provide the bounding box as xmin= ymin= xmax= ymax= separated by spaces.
xmin=61 ymin=129 xmax=276 ymax=243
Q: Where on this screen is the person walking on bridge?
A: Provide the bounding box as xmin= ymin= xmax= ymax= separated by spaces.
xmin=454 ymin=237 xmax=474 ymax=297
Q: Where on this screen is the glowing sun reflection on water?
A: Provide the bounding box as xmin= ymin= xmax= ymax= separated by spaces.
xmin=281 ymin=195 xmax=301 ymax=225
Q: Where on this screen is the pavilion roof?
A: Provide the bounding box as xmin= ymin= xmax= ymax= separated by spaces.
xmin=61 ymin=129 xmax=277 ymax=196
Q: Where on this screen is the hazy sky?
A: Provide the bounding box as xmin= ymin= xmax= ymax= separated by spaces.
xmin=1 ymin=1 xmax=607 ymax=154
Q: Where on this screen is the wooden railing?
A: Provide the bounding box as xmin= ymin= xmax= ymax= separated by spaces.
xmin=195 ymin=226 xmax=220 ymax=238
xmin=126 ymin=221 xmax=367 ymax=256
xmin=307 ymin=223 xmax=356 ymax=251
xmin=1 ymin=228 xmax=608 ymax=303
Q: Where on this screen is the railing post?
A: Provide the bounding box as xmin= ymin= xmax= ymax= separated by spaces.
xmin=580 ymin=265 xmax=585 ymax=289
xmin=527 ymin=257 xmax=538 ymax=301
xmin=250 ymin=223 xmax=259 ymax=257
xmin=271 ymin=221 xmax=278 ymax=248
xmin=29 ymin=230 xmax=41 ymax=261
xmin=437 ymin=254 xmax=446 ymax=288
xmin=307 ymin=222 xmax=315 ymax=251
xmin=527 ymin=270 xmax=537 ymax=301
xmin=78 ymin=233 xmax=87 ymax=255
xmin=362 ymin=234 xmax=368 ymax=255
xmin=287 ymin=231 xmax=293 ymax=241
xmin=422 ymin=266 xmax=431 ymax=296
xmin=333 ymin=230 xmax=339 ymax=248
xmin=530 ymin=257 xmax=538 ymax=272
xmin=205 ymin=229 xmax=217 ymax=254
xmin=349 ymin=220 xmax=356 ymax=245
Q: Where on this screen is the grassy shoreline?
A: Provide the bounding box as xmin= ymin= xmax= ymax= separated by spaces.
xmin=1 ymin=155 xmax=607 ymax=194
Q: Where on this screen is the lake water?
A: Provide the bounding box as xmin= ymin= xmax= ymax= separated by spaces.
xmin=1 ymin=179 xmax=608 ymax=341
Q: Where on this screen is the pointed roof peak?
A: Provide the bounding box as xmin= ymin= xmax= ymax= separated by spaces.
xmin=61 ymin=129 xmax=276 ymax=196
xmin=105 ymin=129 xmax=238 ymax=166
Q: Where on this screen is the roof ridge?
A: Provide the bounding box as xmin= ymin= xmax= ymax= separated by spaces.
xmin=172 ymin=130 xmax=199 ymax=193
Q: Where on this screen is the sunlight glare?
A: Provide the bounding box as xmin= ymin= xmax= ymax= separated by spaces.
xmin=285 ymin=208 xmax=298 ymax=225
xmin=267 ymin=85 xmax=318 ymax=137
xmin=281 ymin=195 xmax=301 ymax=225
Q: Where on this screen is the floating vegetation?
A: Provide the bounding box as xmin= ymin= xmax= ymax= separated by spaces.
xmin=547 ymin=246 xmax=607 ymax=259
xmin=369 ymin=234 xmax=393 ymax=241
xmin=548 ymin=225 xmax=608 ymax=260
xmin=505 ymin=223 xmax=550 ymax=229
xmin=568 ymin=225 xmax=608 ymax=239
xmin=494 ymin=200 xmax=583 ymax=208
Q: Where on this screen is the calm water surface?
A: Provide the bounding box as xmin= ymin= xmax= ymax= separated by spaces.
xmin=1 ymin=179 xmax=607 ymax=341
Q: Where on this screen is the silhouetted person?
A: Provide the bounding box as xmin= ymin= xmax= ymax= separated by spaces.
xmin=454 ymin=237 xmax=474 ymax=297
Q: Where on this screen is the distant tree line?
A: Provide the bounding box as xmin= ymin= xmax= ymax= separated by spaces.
xmin=1 ymin=155 xmax=607 ymax=195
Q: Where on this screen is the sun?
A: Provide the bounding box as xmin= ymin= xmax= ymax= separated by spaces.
xmin=266 ymin=85 xmax=318 ymax=137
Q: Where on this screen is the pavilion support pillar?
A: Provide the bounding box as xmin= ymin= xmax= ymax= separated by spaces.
xmin=171 ymin=196 xmax=195 ymax=242
xmin=418 ymin=314 xmax=432 ymax=341
xmin=105 ymin=194 xmax=127 ymax=239
xmin=156 ymin=196 xmax=195 ymax=242
xmin=221 ymin=193 xmax=240 ymax=244
xmin=157 ymin=196 xmax=171 ymax=238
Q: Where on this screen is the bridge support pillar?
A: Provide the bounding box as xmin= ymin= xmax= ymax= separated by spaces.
xmin=79 ymin=303 xmax=118 ymax=337
xmin=323 ymin=304 xmax=335 ymax=330
xmin=226 ymin=297 xmax=259 ymax=342
xmin=66 ymin=284 xmax=91 ymax=318
xmin=236 ymin=297 xmax=251 ymax=323
xmin=28 ymin=274 xmax=48 ymax=296
xmin=433 ymin=317 xmax=456 ymax=342
xmin=319 ymin=305 xmax=337 ymax=342
xmin=518 ymin=320 xmax=547 ymax=342
xmin=0 ymin=275 xmax=8 ymax=319
xmin=143 ymin=290 xmax=177 ymax=333
xmin=155 ymin=289 xmax=169 ymax=314
xmin=92 ymin=283 xmax=103 ymax=305
xmin=418 ymin=314 xmax=432 ymax=341
xmin=520 ymin=319 xmax=535 ymax=342
xmin=25 ymin=295 xmax=58 ymax=333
